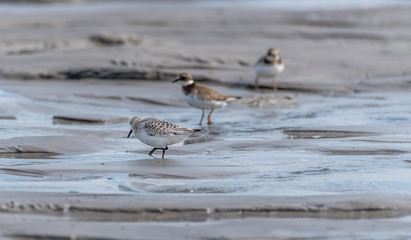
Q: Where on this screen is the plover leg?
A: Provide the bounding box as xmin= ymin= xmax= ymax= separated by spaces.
xmin=272 ymin=77 xmax=277 ymax=92
xmin=254 ymin=76 xmax=259 ymax=91
xmin=199 ymin=109 xmax=205 ymax=125
xmin=207 ymin=109 xmax=214 ymax=125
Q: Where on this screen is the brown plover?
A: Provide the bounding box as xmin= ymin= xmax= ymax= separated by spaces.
xmin=172 ymin=72 xmax=241 ymax=125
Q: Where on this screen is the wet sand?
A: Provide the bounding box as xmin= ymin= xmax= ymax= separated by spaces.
xmin=1 ymin=192 xmax=411 ymax=239
xmin=1 ymin=1 xmax=411 ymax=239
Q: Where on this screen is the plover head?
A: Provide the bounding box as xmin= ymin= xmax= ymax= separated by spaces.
xmin=267 ymin=47 xmax=280 ymax=56
xmin=127 ymin=116 xmax=143 ymax=138
xmin=266 ymin=48 xmax=281 ymax=61
xmin=172 ymin=72 xmax=195 ymax=86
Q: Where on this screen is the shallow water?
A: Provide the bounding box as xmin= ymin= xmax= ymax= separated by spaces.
xmin=0 ymin=81 xmax=410 ymax=197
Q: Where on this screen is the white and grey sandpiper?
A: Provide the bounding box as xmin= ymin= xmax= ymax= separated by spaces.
xmin=127 ymin=116 xmax=200 ymax=159
xmin=172 ymin=72 xmax=241 ymax=125
xmin=254 ymin=47 xmax=285 ymax=92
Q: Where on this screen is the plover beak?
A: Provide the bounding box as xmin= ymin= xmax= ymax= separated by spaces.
xmin=127 ymin=129 xmax=133 ymax=138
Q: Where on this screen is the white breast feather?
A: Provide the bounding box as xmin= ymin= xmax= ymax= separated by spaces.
xmin=185 ymin=94 xmax=226 ymax=109
xmin=254 ymin=62 xmax=284 ymax=78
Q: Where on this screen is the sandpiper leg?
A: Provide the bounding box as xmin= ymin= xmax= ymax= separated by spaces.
xmin=199 ymin=109 xmax=205 ymax=125
xmin=161 ymin=146 xmax=168 ymax=159
xmin=272 ymin=77 xmax=277 ymax=92
xmin=207 ymin=109 xmax=214 ymax=125
xmin=254 ymin=76 xmax=259 ymax=91
xmin=148 ymin=148 xmax=160 ymax=158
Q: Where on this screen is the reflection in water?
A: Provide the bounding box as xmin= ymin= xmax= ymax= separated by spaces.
xmin=184 ymin=124 xmax=226 ymax=145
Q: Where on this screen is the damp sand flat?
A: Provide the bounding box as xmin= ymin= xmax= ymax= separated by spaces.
xmin=1 ymin=2 xmax=411 ymax=92
xmin=1 ymin=192 xmax=411 ymax=239
xmin=0 ymin=1 xmax=411 ymax=239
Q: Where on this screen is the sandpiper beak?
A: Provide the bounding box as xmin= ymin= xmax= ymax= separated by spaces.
xmin=127 ymin=129 xmax=133 ymax=138
xmin=172 ymin=78 xmax=181 ymax=83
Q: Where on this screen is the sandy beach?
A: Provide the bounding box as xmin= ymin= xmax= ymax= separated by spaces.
xmin=0 ymin=1 xmax=411 ymax=239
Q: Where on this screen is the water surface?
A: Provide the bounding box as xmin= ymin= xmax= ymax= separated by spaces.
xmin=0 ymin=81 xmax=410 ymax=197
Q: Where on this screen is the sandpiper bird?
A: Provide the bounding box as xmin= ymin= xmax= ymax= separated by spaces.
xmin=254 ymin=47 xmax=285 ymax=92
xmin=127 ymin=116 xmax=200 ymax=159
xmin=172 ymin=72 xmax=241 ymax=125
